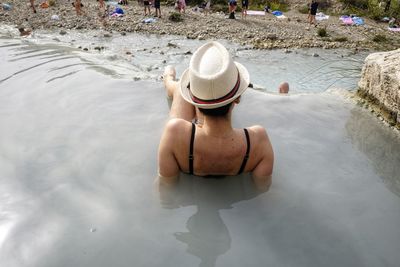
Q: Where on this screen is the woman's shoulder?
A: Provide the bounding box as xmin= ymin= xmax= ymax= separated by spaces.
xmin=164 ymin=118 xmax=192 ymax=137
xmin=246 ymin=125 xmax=268 ymax=137
xmin=244 ymin=125 xmax=271 ymax=149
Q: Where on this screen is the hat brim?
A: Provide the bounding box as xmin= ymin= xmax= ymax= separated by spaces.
xmin=179 ymin=62 xmax=250 ymax=109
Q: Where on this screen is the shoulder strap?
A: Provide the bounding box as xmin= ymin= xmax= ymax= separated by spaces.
xmin=189 ymin=122 xmax=196 ymax=175
xmin=238 ymin=128 xmax=250 ymax=175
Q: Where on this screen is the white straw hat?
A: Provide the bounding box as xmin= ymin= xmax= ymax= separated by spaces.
xmin=179 ymin=41 xmax=250 ymax=109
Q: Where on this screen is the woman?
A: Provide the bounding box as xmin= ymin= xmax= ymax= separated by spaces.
xmin=158 ymin=41 xmax=274 ymax=188
xmin=29 ymin=0 xmax=36 ymax=13
xmin=241 ymin=0 xmax=248 ymax=19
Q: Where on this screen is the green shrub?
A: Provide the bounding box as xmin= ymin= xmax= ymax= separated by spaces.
xmin=169 ymin=12 xmax=183 ymax=22
xmin=317 ymin=28 xmax=327 ymax=37
xmin=368 ymin=0 xmax=384 ymax=20
xmin=372 ymin=34 xmax=387 ymax=42
xmin=211 ymin=4 xmax=228 ymax=13
xmin=269 ymin=2 xmax=289 ymax=12
xmin=339 ymin=0 xmax=368 ymax=9
xmin=298 ymin=5 xmax=309 ymax=14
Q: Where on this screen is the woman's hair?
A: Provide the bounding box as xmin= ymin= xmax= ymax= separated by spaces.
xmin=198 ymin=103 xmax=232 ymax=117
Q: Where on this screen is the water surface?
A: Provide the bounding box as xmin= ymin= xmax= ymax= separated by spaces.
xmin=0 ymin=27 xmax=399 ymax=267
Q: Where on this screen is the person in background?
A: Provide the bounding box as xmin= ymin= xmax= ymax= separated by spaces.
xmin=204 ymin=0 xmax=211 ymax=15
xmin=154 ymin=0 xmax=161 ymax=17
xmin=177 ymin=0 xmax=186 ymax=13
xmin=309 ymin=0 xmax=318 ymax=25
xmin=29 ymin=0 xmax=36 ymax=13
xmin=98 ymin=0 xmax=105 ymax=9
xmin=389 ymin=17 xmax=398 ymax=28
xmin=241 ymin=0 xmax=248 ymax=19
xmin=264 ymin=4 xmax=270 ymax=13
xmin=278 ymin=82 xmax=289 ymax=94
xmin=143 ymin=0 xmax=151 ymax=15
xmin=73 ymin=0 xmax=84 ymax=15
xmin=228 ymin=0 xmax=237 ymax=19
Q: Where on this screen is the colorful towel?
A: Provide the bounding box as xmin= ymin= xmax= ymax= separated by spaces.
xmin=247 ymin=10 xmax=265 ymax=16
xmin=388 ymin=27 xmax=400 ymax=32
xmin=316 ymin=12 xmax=329 ymax=21
xmin=272 ymin=10 xmax=282 ymax=16
xmin=340 ymin=15 xmax=365 ymax=26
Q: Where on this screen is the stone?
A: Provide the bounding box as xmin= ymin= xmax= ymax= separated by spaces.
xmin=358 ymin=49 xmax=400 ymax=124
xmin=59 ymin=30 xmax=67 ymax=35
xmin=266 ymin=34 xmax=277 ymax=40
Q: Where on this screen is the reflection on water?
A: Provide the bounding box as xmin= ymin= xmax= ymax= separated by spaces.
xmin=159 ymin=174 xmax=266 ymax=267
xmin=346 ymin=107 xmax=400 ymax=197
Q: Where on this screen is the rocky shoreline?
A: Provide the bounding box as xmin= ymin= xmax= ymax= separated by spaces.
xmin=1 ymin=1 xmax=399 ymax=51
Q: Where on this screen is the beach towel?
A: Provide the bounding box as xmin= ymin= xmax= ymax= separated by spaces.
xmin=115 ymin=7 xmax=124 ymax=14
xmin=340 ymin=15 xmax=353 ymax=25
xmin=272 ymin=10 xmax=282 ymax=16
xmin=142 ymin=18 xmax=156 ymax=23
xmin=247 ymin=10 xmax=265 ymax=16
xmin=352 ymin=17 xmax=364 ymax=25
xmin=316 ymin=12 xmax=329 ymax=21
xmin=388 ymin=27 xmax=400 ymax=32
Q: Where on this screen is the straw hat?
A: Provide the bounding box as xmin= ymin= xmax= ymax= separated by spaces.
xmin=179 ymin=41 xmax=250 ymax=109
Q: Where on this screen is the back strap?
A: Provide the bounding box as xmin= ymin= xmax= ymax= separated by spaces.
xmin=238 ymin=128 xmax=250 ymax=175
xmin=189 ymin=122 xmax=196 ymax=175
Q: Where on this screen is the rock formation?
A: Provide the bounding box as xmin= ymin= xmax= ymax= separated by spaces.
xmin=358 ymin=49 xmax=400 ymax=125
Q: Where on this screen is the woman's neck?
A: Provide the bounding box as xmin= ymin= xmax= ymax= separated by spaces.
xmin=201 ymin=115 xmax=234 ymax=137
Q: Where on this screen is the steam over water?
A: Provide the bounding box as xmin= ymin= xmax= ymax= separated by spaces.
xmin=0 ymin=26 xmax=399 ymax=267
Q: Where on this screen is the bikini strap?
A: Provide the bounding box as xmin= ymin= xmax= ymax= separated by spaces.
xmin=189 ymin=122 xmax=196 ymax=175
xmin=238 ymin=128 xmax=250 ymax=175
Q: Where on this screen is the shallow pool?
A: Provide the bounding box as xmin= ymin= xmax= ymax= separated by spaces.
xmin=0 ymin=27 xmax=399 ymax=267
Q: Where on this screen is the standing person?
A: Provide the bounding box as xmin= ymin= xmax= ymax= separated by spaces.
xmin=143 ymin=0 xmax=151 ymax=15
xmin=158 ymin=41 xmax=274 ymax=189
xmin=178 ymin=0 xmax=186 ymax=13
xmin=154 ymin=0 xmax=161 ymax=17
xmin=228 ymin=0 xmax=237 ymax=19
xmin=241 ymin=0 xmax=248 ymax=19
xmin=309 ymin=0 xmax=318 ymax=25
xmin=29 ymin=0 xmax=36 ymax=13
xmin=99 ymin=0 xmax=105 ymax=9
xmin=73 ymin=0 xmax=83 ymax=15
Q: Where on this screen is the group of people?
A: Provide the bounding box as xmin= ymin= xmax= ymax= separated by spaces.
xmin=228 ymin=0 xmax=249 ymax=19
xmin=142 ymin=0 xmax=161 ymax=17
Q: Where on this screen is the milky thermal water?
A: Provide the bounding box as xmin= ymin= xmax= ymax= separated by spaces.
xmin=0 ymin=27 xmax=399 ymax=267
